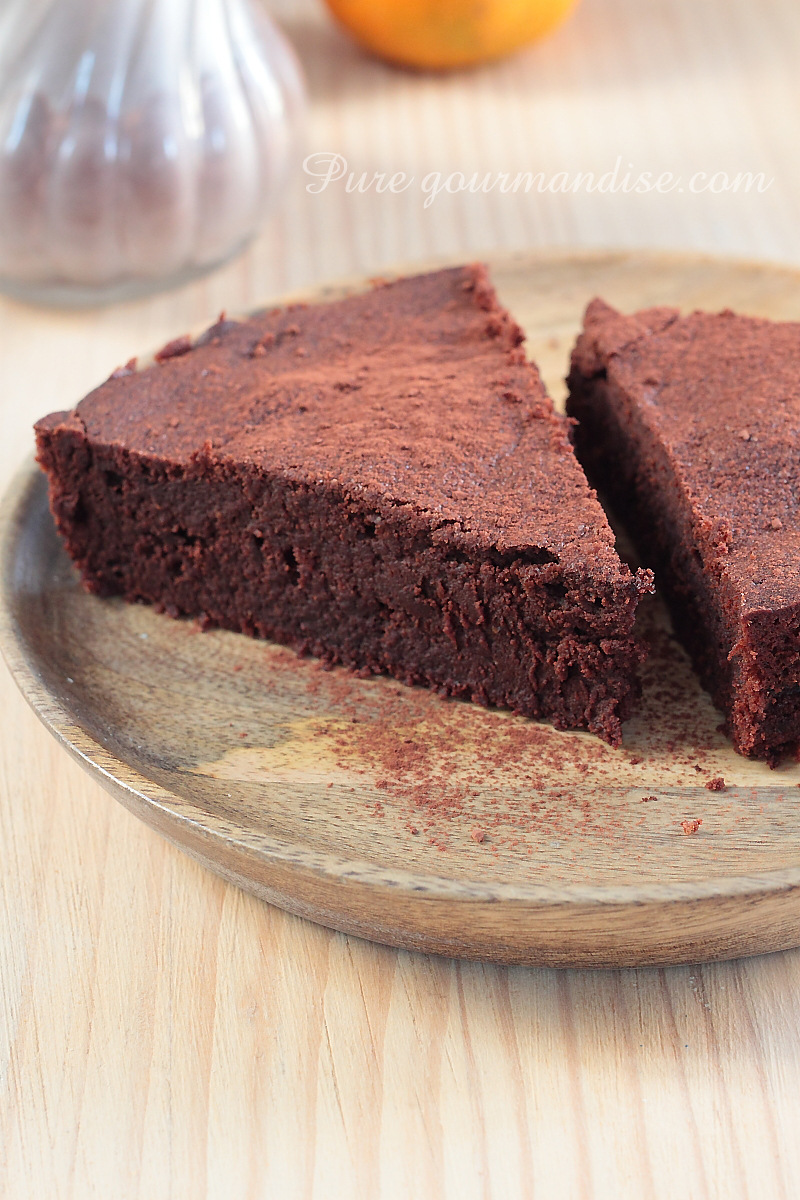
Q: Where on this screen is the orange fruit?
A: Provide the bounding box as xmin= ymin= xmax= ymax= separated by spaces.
xmin=323 ymin=0 xmax=579 ymax=70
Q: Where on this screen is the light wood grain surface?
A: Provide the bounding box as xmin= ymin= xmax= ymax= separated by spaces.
xmin=3 ymin=0 xmax=800 ymax=1196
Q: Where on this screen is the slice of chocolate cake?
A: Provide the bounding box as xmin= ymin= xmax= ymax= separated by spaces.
xmin=35 ymin=265 xmax=652 ymax=745
xmin=567 ymin=298 xmax=800 ymax=762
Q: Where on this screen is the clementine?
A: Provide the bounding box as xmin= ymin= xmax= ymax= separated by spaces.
xmin=323 ymin=0 xmax=579 ymax=69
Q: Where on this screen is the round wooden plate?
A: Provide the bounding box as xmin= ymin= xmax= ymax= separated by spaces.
xmin=4 ymin=249 xmax=800 ymax=968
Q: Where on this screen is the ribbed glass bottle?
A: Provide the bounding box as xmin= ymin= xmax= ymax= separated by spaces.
xmin=0 ymin=0 xmax=306 ymax=305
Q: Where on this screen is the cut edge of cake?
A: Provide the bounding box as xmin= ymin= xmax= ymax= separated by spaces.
xmin=35 ymin=266 xmax=654 ymax=746
xmin=566 ymin=296 xmax=800 ymax=763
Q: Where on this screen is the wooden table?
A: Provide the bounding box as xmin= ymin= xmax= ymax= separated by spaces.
xmin=2 ymin=0 xmax=800 ymax=1195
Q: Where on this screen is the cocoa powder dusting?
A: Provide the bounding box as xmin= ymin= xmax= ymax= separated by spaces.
xmin=232 ymin=582 xmax=782 ymax=873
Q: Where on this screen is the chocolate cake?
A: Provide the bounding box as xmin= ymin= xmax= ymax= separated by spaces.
xmin=567 ymin=298 xmax=800 ymax=762
xmin=35 ymin=265 xmax=652 ymax=745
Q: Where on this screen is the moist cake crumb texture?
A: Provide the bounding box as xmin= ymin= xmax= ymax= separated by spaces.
xmin=567 ymin=297 xmax=800 ymax=763
xmin=35 ymin=265 xmax=652 ymax=745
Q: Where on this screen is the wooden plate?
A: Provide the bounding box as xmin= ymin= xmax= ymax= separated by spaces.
xmin=4 ymin=249 xmax=800 ymax=968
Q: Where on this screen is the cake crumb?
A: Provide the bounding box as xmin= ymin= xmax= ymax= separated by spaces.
xmin=155 ymin=335 xmax=192 ymax=362
xmin=681 ymin=818 xmax=703 ymax=835
xmin=109 ymin=357 xmax=137 ymax=380
xmin=705 ymin=776 xmax=725 ymax=791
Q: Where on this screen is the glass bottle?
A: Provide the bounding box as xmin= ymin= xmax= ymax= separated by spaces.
xmin=0 ymin=0 xmax=306 ymax=305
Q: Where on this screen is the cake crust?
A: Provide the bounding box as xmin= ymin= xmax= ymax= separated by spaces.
xmin=36 ymin=266 xmax=652 ymax=744
xmin=568 ymin=297 xmax=800 ymax=762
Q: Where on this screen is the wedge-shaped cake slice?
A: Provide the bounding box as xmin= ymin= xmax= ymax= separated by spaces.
xmin=36 ymin=265 xmax=652 ymax=745
xmin=568 ymin=298 xmax=800 ymax=762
